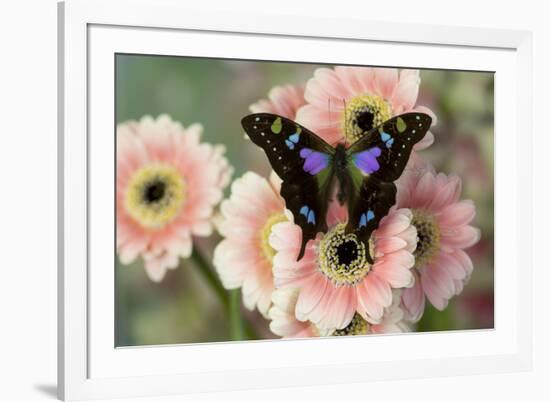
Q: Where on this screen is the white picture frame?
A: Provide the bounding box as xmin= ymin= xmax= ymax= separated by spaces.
xmin=58 ymin=0 xmax=533 ymax=400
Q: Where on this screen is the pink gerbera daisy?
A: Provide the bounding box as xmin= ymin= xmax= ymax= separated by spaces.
xmin=396 ymin=157 xmax=481 ymax=322
xmin=296 ymin=67 xmax=436 ymax=148
xmin=116 ymin=115 xmax=232 ymax=282
xmin=268 ymin=288 xmax=410 ymax=338
xmin=214 ymin=172 xmax=286 ymax=317
xmin=249 ymin=84 xmax=305 ymax=120
xmin=269 ymin=202 xmax=417 ymax=330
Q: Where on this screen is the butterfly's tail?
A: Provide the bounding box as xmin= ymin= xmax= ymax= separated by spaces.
xmin=296 ymin=238 xmax=308 ymax=262
xmin=344 ymin=222 xmax=375 ymax=264
xmin=365 ymin=246 xmax=374 ymax=265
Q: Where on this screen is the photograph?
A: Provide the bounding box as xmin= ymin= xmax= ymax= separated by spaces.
xmin=1 ymin=0 xmax=544 ymax=400
xmin=115 ymin=55 xmax=494 ymax=346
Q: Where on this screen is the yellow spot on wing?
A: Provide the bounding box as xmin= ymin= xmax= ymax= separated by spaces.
xmin=271 ymin=117 xmax=282 ymax=134
xmin=396 ymin=117 xmax=407 ymax=133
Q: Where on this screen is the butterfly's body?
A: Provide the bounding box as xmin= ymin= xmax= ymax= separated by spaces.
xmin=331 ymin=143 xmax=348 ymax=204
xmin=242 ymin=112 xmax=431 ymax=263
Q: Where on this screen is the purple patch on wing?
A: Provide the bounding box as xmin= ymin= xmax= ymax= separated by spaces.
xmin=352 ymin=147 xmax=382 ymax=174
xmin=300 ymin=148 xmax=329 ymax=175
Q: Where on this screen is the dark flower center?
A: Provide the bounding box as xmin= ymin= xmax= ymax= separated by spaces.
xmin=355 ymin=110 xmax=375 ymax=132
xmin=336 ymin=240 xmax=359 ymax=267
xmin=342 ymin=94 xmax=392 ymax=143
xmin=317 ymin=223 xmax=370 ymax=285
xmin=411 ymin=210 xmax=440 ymax=268
xmin=125 ymin=164 xmax=186 ymax=229
xmin=143 ymin=180 xmax=166 ymax=203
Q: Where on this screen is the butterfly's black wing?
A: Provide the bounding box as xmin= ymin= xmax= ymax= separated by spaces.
xmin=346 ymin=112 xmax=432 ymax=182
xmin=344 ymin=112 xmax=431 ymax=262
xmin=346 ymin=177 xmax=397 ymax=263
xmin=241 ymin=113 xmax=336 ymax=260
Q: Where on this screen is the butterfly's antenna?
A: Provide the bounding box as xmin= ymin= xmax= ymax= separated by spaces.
xmin=328 ymin=96 xmax=332 ymax=132
xmin=343 ymin=98 xmax=348 ymax=147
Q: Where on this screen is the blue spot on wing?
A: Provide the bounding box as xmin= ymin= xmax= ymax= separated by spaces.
xmin=307 ymin=210 xmax=316 ymax=224
xmin=366 ymin=210 xmax=375 ymax=222
xmin=380 ymin=131 xmax=394 ymax=148
xmin=359 ymin=214 xmax=367 ymax=228
xmin=285 ymin=132 xmax=300 ymax=149
xmin=299 ymin=205 xmax=316 ymax=224
xmin=359 ymin=210 xmax=375 ymax=228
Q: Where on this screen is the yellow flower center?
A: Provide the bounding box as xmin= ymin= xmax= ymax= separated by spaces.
xmin=124 ymin=164 xmax=186 ymax=230
xmin=342 ymin=94 xmax=393 ymax=143
xmin=260 ymin=213 xmax=287 ymax=262
xmin=331 ymin=313 xmax=370 ymax=336
xmin=317 ymin=223 xmax=372 ymax=286
xmin=411 ymin=209 xmax=441 ymax=268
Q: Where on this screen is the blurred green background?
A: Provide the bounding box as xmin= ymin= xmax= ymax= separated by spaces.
xmin=115 ymin=55 xmax=494 ymax=346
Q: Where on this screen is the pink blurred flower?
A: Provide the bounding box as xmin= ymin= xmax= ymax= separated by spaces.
xmin=213 ymin=172 xmax=286 ymax=317
xmin=296 ymin=67 xmax=436 ymax=148
xmin=116 ymin=115 xmax=232 ymax=282
xmin=396 ymin=157 xmax=481 ymax=321
xmin=269 ymin=202 xmax=417 ymax=330
xmin=249 ymin=84 xmax=305 ymax=120
xmin=268 ymin=288 xmax=410 ymax=338
xmin=268 ymin=288 xmax=326 ymax=338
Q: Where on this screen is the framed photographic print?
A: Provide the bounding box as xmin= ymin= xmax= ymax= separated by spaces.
xmin=58 ymin=0 xmax=533 ymax=400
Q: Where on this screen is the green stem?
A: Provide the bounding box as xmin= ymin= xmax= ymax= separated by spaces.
xmin=229 ymin=290 xmax=246 ymax=341
xmin=190 ymin=247 xmax=229 ymax=309
xmin=190 ymin=247 xmax=260 ymax=341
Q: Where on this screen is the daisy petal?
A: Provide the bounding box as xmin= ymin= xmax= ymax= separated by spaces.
xmin=437 ymin=200 xmax=476 ymax=228
xmin=373 ymin=68 xmax=399 ymax=99
xmin=401 ymin=272 xmax=425 ymax=322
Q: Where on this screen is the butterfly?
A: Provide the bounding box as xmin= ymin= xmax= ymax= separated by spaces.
xmin=241 ymin=112 xmax=432 ymax=263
